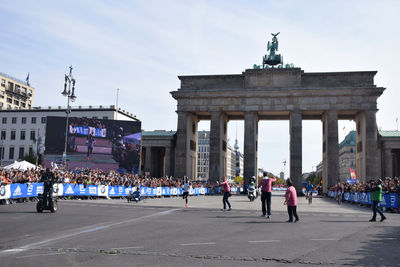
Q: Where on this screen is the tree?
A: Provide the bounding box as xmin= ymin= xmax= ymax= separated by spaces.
xmin=22 ymin=150 xmax=37 ymax=165
xmin=306 ymin=172 xmax=321 ymax=186
xmin=234 ymin=176 xmax=243 ymax=184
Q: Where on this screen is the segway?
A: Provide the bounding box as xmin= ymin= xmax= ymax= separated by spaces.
xmin=36 ymin=169 xmax=58 ymax=213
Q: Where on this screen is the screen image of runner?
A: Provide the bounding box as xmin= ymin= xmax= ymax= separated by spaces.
xmin=44 ymin=116 xmax=141 ymax=173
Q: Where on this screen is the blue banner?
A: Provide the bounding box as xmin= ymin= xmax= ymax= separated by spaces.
xmin=4 ymin=183 xmax=214 ymax=199
xmin=10 ymin=183 xmax=27 ymax=198
xmin=63 ymin=184 xmax=76 ymax=195
xmin=328 ymin=191 xmax=398 ymax=208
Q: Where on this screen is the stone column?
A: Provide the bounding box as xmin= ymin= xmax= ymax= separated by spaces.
xmin=209 ymin=111 xmax=228 ymax=182
xmin=174 ymin=112 xmax=199 ymax=179
xmin=322 ymin=111 xmax=339 ymax=193
xmin=289 ymin=111 xmax=302 ymax=195
xmin=383 ymin=148 xmax=393 ymax=178
xmin=355 ymin=110 xmax=379 ymax=182
xmin=144 ymin=146 xmax=152 ymax=175
xmin=165 ymin=146 xmax=171 ymax=177
xmin=364 ymin=110 xmax=379 ymax=179
xmin=243 ymin=112 xmax=258 ymax=187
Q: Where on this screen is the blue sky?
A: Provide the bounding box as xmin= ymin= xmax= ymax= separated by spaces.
xmin=1 ymin=0 xmax=399 ymax=177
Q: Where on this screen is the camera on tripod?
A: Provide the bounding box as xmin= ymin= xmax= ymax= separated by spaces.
xmin=36 ymin=168 xmax=58 ymax=213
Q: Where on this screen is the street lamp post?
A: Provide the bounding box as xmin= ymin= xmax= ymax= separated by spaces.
xmin=61 ymin=66 xmax=77 ymax=167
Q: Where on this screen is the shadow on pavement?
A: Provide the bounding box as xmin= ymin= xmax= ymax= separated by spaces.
xmin=319 ymin=220 xmax=367 ymax=223
xmin=342 ymin=225 xmax=400 ymax=266
xmin=0 ymin=211 xmax=38 ymax=214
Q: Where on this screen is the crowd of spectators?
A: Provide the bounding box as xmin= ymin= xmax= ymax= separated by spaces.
xmin=329 ymin=177 xmax=400 ymax=195
xmin=329 ymin=177 xmax=400 ymax=212
xmin=0 ymin=166 xmax=232 ymax=190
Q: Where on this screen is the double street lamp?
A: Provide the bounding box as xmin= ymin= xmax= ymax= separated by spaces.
xmin=61 ymin=66 xmax=77 ymax=167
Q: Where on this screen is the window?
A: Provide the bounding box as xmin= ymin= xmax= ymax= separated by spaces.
xmin=7 ymin=82 xmax=13 ymax=91
xmin=21 ymin=102 xmax=26 ymax=108
xmin=1 ymin=79 xmax=5 ymax=86
xmin=29 ymin=147 xmax=33 ymax=155
xmin=30 ymin=130 xmax=36 ymax=140
xmin=0 ymin=147 xmax=4 ymax=160
xmin=20 ymin=130 xmax=25 ymax=140
xmin=41 ymin=117 xmax=46 ymax=124
xmin=9 ymin=147 xmax=14 ymax=159
xmin=31 ymin=117 xmax=36 ymax=124
xmin=19 ymin=147 xmax=24 ymax=159
xmin=7 ymin=97 xmax=12 ymax=104
xmin=2 ymin=117 xmax=6 ymax=124
xmin=12 ymin=117 xmax=17 ymax=124
xmin=11 ymin=130 xmax=16 ymax=140
xmin=21 ymin=117 xmax=26 ymax=124
xmin=0 ymin=90 xmax=4 ymax=98
xmin=1 ymin=130 xmax=5 ymax=140
xmin=14 ymin=100 xmax=19 ymax=105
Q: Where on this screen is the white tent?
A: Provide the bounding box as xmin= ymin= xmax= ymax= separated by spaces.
xmin=3 ymin=160 xmax=37 ymax=171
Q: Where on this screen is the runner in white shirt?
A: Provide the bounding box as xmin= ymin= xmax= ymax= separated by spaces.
xmin=182 ymin=178 xmax=191 ymax=208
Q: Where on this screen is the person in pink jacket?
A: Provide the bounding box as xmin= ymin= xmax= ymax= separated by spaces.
xmin=258 ymin=172 xmax=276 ymax=218
xmin=218 ymin=177 xmax=232 ymax=211
xmin=284 ymin=179 xmax=299 ymax=223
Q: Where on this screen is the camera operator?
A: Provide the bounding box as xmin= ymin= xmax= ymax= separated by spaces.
xmin=40 ymin=168 xmax=58 ymax=196
xmin=368 ymin=179 xmax=387 ymax=222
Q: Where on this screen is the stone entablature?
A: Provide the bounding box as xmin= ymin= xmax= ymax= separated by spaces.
xmin=172 ymin=69 xmax=383 ymax=120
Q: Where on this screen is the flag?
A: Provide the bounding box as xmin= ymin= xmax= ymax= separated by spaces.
xmin=343 ymin=126 xmax=346 ymax=131
xmin=349 ymin=168 xmax=356 ymax=179
xmin=26 ymin=73 xmax=30 ymax=86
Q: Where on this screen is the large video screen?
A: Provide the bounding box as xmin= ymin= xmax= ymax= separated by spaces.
xmin=44 ymin=116 xmax=141 ymax=173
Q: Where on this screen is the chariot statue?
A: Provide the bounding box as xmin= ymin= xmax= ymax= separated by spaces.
xmin=262 ymin=32 xmax=282 ymax=68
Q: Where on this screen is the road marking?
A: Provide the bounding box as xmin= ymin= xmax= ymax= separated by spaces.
xmin=180 ymin=242 xmax=216 ymax=246
xmin=310 ymin=241 xmax=338 ymax=243
xmin=329 ymin=214 xmax=339 ymax=217
xmin=82 ymin=226 xmax=108 ymax=233
xmin=17 ymin=252 xmax=66 ymax=259
xmin=0 ymin=209 xmax=179 ymax=256
xmin=248 ymin=240 xmax=280 ymax=243
xmin=110 ymin=246 xmax=144 ymax=250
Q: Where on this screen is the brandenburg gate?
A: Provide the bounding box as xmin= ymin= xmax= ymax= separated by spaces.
xmin=170 ymin=35 xmax=385 ymax=193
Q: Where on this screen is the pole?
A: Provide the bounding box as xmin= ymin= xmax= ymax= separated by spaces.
xmin=116 ymin=88 xmax=119 ymax=120
xmin=35 ymin=128 xmax=40 ymax=168
xmin=61 ymin=65 xmax=76 ymax=169
xmin=63 ymin=94 xmax=70 ymax=167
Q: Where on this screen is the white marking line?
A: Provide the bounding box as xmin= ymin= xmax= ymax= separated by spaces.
xmin=17 ymin=252 xmax=66 ymax=259
xmin=180 ymin=242 xmax=216 ymax=246
xmin=110 ymin=246 xmax=144 ymax=250
xmin=248 ymin=240 xmax=280 ymax=243
xmin=329 ymin=214 xmax=339 ymax=217
xmin=344 ymin=214 xmax=354 ymax=217
xmin=0 ymin=209 xmax=179 ymax=256
xmin=310 ymin=241 xmax=338 ymax=243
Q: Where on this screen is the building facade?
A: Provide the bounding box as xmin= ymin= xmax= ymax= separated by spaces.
xmin=0 ymin=72 xmax=34 ymax=110
xmin=226 ymin=143 xmax=236 ymax=181
xmin=338 ymin=131 xmax=356 ymax=181
xmin=0 ymin=105 xmax=138 ymax=166
xmin=197 ymin=130 xmax=210 ymax=180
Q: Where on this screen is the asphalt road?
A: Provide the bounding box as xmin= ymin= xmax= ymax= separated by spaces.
xmin=0 ymin=192 xmax=399 ymax=267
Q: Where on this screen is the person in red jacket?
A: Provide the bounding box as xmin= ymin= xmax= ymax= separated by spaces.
xmin=258 ymin=172 xmax=276 ymax=218
xmin=218 ymin=177 xmax=232 ymax=211
xmin=284 ymin=179 xmax=299 ymax=223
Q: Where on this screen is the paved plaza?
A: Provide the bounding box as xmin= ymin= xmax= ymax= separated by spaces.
xmin=0 ymin=192 xmax=399 ymax=266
